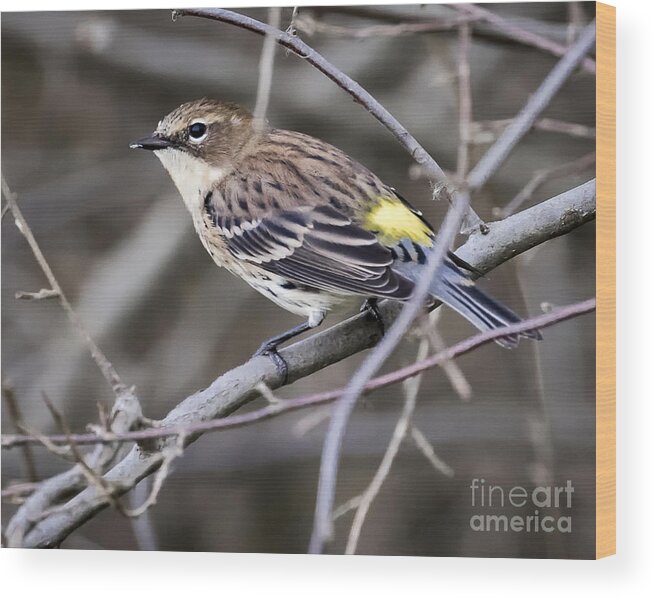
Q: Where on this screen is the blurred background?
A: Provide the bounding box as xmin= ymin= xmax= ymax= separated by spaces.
xmin=2 ymin=3 xmax=596 ymax=556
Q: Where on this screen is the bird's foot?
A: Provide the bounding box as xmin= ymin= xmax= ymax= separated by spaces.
xmin=360 ymin=298 xmax=386 ymax=337
xmin=253 ymin=341 xmax=289 ymax=384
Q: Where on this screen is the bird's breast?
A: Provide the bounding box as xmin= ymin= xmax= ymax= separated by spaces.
xmin=154 ymin=147 xmax=228 ymax=216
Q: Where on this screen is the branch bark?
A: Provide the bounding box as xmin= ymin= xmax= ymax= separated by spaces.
xmin=5 ymin=179 xmax=595 ymax=548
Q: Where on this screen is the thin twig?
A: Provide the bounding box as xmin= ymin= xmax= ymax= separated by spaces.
xmin=40 ymin=393 xmax=124 ymax=514
xmin=469 ymin=117 xmax=596 ymax=143
xmin=456 ymin=21 xmax=473 ymax=183
xmin=128 ymin=479 xmax=160 ymax=551
xmin=122 ymin=435 xmax=185 ymax=517
xmin=410 ymin=426 xmax=455 ymax=478
xmin=1 ymin=177 xmax=134 ymax=400
xmin=2 ymin=382 xmax=39 ymax=481
xmin=422 ymin=312 xmax=472 ymax=401
xmin=253 ymin=6 xmax=282 ymax=125
xmin=333 ymin=494 xmax=362 ymax=521
xmin=451 ymin=3 xmax=596 ymax=74
xmin=1 ymin=481 xmax=39 ymax=502
xmin=466 ymin=20 xmax=596 ymax=192
xmin=345 ymin=337 xmax=430 ymax=554
xmin=286 ymin=6 xmax=299 ymax=36
xmin=15 ymin=288 xmax=60 ymax=301
xmin=294 ymin=13 xmax=473 ymax=38
xmin=498 ymin=152 xmax=596 ymax=218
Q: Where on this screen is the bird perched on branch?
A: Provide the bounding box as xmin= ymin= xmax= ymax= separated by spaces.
xmin=131 ymin=99 xmax=539 ymax=380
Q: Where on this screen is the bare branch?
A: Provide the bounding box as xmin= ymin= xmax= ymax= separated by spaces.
xmin=2 ymin=177 xmax=148 ymax=544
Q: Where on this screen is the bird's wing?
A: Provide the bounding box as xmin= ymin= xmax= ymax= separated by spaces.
xmin=213 ymin=198 xmax=415 ymax=299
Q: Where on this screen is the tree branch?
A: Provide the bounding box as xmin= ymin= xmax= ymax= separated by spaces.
xmin=4 ymin=179 xmax=595 ymax=548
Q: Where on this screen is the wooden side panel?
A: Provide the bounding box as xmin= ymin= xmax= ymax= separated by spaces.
xmin=596 ymin=1 xmax=616 ymax=559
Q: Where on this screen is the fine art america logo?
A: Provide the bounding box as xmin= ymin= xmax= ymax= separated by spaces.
xmin=469 ymin=478 xmax=574 ymax=533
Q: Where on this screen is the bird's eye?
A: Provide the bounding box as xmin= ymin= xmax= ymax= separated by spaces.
xmin=188 ymin=121 xmax=208 ymax=142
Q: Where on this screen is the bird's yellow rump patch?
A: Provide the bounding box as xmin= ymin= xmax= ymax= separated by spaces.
xmin=363 ymin=196 xmax=433 ymax=246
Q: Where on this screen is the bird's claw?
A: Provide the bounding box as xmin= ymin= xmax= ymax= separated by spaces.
xmin=360 ymin=299 xmax=385 ymax=337
xmin=253 ymin=343 xmax=289 ymax=384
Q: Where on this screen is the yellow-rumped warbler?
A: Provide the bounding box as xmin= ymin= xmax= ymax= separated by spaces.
xmin=131 ymin=99 xmax=539 ymax=377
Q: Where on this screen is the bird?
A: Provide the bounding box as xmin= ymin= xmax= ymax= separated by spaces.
xmin=131 ymin=99 xmax=539 ymax=380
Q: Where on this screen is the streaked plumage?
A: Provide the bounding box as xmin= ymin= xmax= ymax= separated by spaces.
xmin=131 ymin=99 xmax=539 ymax=372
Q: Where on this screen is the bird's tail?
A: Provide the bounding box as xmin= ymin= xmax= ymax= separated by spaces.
xmin=396 ymin=260 xmax=542 ymax=348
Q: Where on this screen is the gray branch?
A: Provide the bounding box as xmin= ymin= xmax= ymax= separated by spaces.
xmin=5 ymin=179 xmax=595 ymax=548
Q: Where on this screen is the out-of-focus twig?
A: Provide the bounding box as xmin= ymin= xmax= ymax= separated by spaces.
xmin=253 ymin=6 xmax=282 ymax=125
xmin=498 ymin=151 xmax=596 ymax=218
xmin=469 ymin=117 xmax=596 ymax=144
xmin=410 ymin=426 xmax=455 ymax=478
xmin=345 ymin=337 xmax=429 ymax=554
xmin=466 ymin=20 xmax=597 ymax=192
xmin=456 ymin=21 xmax=473 ymax=183
xmin=15 ymin=288 xmax=60 ymax=301
xmin=422 ymin=312 xmax=472 ymax=401
xmin=567 ymin=2 xmax=587 ymax=46
xmin=451 ymin=3 xmax=596 ymax=74
xmin=294 ymin=12 xmax=472 ymax=38
xmin=2 ymin=382 xmax=38 ymax=482
xmin=1 ymin=177 xmax=137 ymax=404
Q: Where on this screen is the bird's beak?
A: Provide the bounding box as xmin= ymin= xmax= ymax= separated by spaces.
xmin=129 ymin=134 xmax=174 ymax=151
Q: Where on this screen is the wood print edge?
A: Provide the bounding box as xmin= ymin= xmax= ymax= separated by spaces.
xmin=595 ymin=1 xmax=616 ymax=560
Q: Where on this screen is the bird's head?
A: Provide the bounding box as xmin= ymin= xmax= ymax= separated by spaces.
xmin=130 ymin=99 xmax=257 ymax=207
xmin=130 ymin=98 xmax=256 ymax=165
